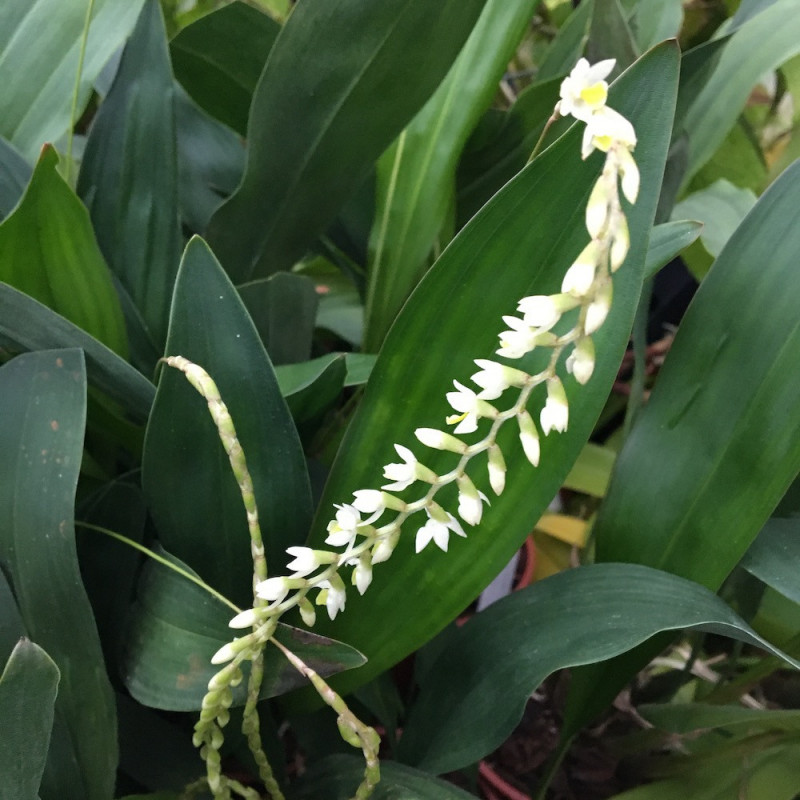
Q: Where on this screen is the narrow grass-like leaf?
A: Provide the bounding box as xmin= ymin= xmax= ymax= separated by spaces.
xmin=396 ymin=564 xmax=800 ymax=774
xmin=142 ymin=237 xmax=312 ymax=606
xmin=0 ymin=350 xmax=116 ymax=800
xmin=207 ymin=0 xmax=488 ymax=282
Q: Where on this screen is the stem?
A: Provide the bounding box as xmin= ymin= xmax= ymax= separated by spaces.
xmin=534 ymin=733 xmax=573 ymax=800
xmin=622 ymin=278 xmax=652 ymax=439
xmin=76 ymin=521 xmax=241 ymax=613
xmin=527 ymin=109 xmax=561 ymax=164
xmin=65 ymin=0 xmax=96 ymax=184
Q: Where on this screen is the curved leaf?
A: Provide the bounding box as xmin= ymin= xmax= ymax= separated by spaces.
xmin=142 ymin=237 xmax=312 ymax=606
xmin=396 ymin=563 xmax=800 ymax=774
xmin=0 ymin=136 xmax=30 ymax=221
xmin=741 ymin=519 xmax=800 ymax=605
xmin=644 ymin=220 xmax=703 ymax=279
xmin=0 ymin=350 xmax=116 ymax=800
xmin=207 ymin=0 xmax=488 ymax=282
xmin=290 ymin=44 xmax=679 ymax=702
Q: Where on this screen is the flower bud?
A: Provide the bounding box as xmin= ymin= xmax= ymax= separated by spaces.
xmin=298 ymin=597 xmax=316 ymax=627
xmin=517 ymin=409 xmax=541 ymax=466
xmin=585 ymin=280 xmax=612 ymax=334
xmin=566 ymin=337 xmax=596 ymax=385
xmin=415 ymin=427 xmax=468 ymax=454
xmin=562 ymin=242 xmax=599 ymax=297
xmin=487 ymin=444 xmax=506 ymax=495
xmin=228 ymin=607 xmax=259 ymax=629
xmin=540 ymin=377 xmax=569 ymax=435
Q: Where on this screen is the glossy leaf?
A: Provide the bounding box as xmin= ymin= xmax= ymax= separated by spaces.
xmin=238 ymin=273 xmax=319 ymax=365
xmin=275 ymin=354 xmax=347 ymax=425
xmin=364 ymin=0 xmax=539 ymax=350
xmin=207 ymin=0 xmax=488 ymax=282
xmin=289 ymin=44 xmax=679 ymax=701
xmin=0 ymin=639 xmax=60 ymax=800
xmin=0 ymin=350 xmax=116 ymax=800
xmin=741 ymin=519 xmax=800 ymax=605
xmin=0 ymin=137 xmax=30 ymax=220
xmin=170 ymin=1 xmax=280 ymax=135
xmin=142 ymin=237 xmax=312 ymax=606
xmin=0 ymin=0 xmax=145 ymax=160
xmin=0 ymin=147 xmax=127 ymax=356
xmin=684 ymin=0 xmax=800 ymax=181
xmin=397 ymin=564 xmax=800 ymax=774
xmin=644 ymin=220 xmax=704 ymax=279
xmin=0 ymin=283 xmax=154 ymax=423
xmin=78 ymin=0 xmax=181 ymax=353
xmin=123 ymin=550 xmax=366 ymax=711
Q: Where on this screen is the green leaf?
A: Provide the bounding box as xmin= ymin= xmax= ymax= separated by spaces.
xmin=741 ymin=519 xmax=800 ymax=605
xmin=207 ymin=0 xmax=489 ymax=282
xmin=0 ymin=639 xmax=60 ymax=800
xmin=0 ymin=283 xmax=154 ymax=423
xmin=0 ymin=350 xmax=117 ymax=800
xmin=238 ymin=274 xmax=319 ymax=366
xmin=563 ymin=442 xmax=616 ymax=497
xmin=291 ymin=755 xmax=476 ymax=800
xmin=142 ymin=237 xmax=312 ymax=606
xmin=77 ymin=0 xmax=181 ymax=354
xmin=0 ymin=570 xmax=25 ymax=668
xmin=364 ymin=0 xmax=539 ymax=350
xmin=564 ymin=154 xmax=800 ymax=742
xmin=629 ymin=0 xmax=683 ymax=51
xmin=0 ymin=147 xmax=128 ymax=356
xmin=536 ymin=0 xmax=593 ymax=81
xmin=344 ymin=353 xmax=377 ymax=387
xmin=0 ymin=137 xmax=30 ymax=221
xmin=644 ymin=220 xmax=704 ymax=279
xmin=290 ymin=44 xmax=679 ymax=701
xmin=586 ymin=0 xmax=639 ymax=71
xmin=684 ymin=0 xmax=800 ymax=181
xmin=640 ymin=703 xmax=800 ymax=735
xmin=396 ymin=563 xmax=800 ymax=774
xmin=274 ymin=354 xmax=347 ymax=425
xmin=0 ymin=0 xmax=145 ymax=160
xmin=170 ymin=1 xmax=280 ymax=136
xmin=123 ymin=550 xmax=366 ymax=711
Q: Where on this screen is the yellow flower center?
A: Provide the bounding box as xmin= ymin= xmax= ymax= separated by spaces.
xmin=592 ymin=134 xmax=613 ymax=152
xmin=579 ymin=82 xmax=607 ymax=107
xmin=446 ymin=412 xmax=469 ymax=426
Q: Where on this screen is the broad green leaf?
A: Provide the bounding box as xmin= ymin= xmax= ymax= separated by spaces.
xmin=0 ymin=147 xmax=127 ymax=356
xmin=684 ymin=0 xmax=800 ymax=181
xmin=344 ymin=353 xmax=377 ymax=387
xmin=0 ymin=283 xmax=154 ymax=423
xmin=0 ymin=0 xmax=145 ymax=160
xmin=586 ymin=0 xmax=639 ymax=72
xmin=0 ymin=639 xmax=60 ymax=800
xmin=170 ymin=1 xmax=280 ymax=135
xmin=78 ymin=0 xmax=181 ymax=354
xmin=239 ymin=273 xmax=319 ymax=365
xmin=629 ymin=0 xmax=683 ymax=51
xmin=292 ymin=755 xmax=476 ymax=800
xmin=289 ymin=44 xmax=679 ymax=701
xmin=741 ymin=519 xmax=800 ymax=605
xmin=142 ymin=237 xmax=312 ymax=606
xmin=536 ymin=0 xmax=593 ymax=81
xmin=564 ymin=156 xmax=800 ymax=741
xmin=563 ymin=442 xmax=616 ymax=497
xmin=123 ymin=550 xmax=366 ymax=711
xmin=0 ymin=137 xmax=30 ymax=221
xmin=644 ymin=220 xmax=704 ymax=279
xmin=175 ymin=86 xmax=245 ymax=234
xmin=316 ymin=274 xmax=364 ymax=347
xmin=207 ymin=0 xmax=489 ymax=282
xmin=364 ymin=0 xmax=539 ymax=351
xmin=0 ymin=570 xmax=25 ymax=668
xmin=640 ymin=703 xmax=800 ymax=735
xmin=396 ymin=563 xmax=800 ymax=774
xmin=274 ymin=354 xmax=347 ymax=425
xmin=0 ymin=350 xmax=116 ymax=800
xmin=673 ymin=37 xmax=730 ymax=138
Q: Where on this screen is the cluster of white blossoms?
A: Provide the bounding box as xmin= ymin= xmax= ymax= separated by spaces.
xmin=211 ymin=58 xmax=639 ymax=663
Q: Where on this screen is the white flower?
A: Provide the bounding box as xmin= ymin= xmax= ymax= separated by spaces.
xmin=615 ymin=145 xmax=640 ymax=203
xmin=582 ymin=105 xmax=637 ymax=159
xmin=415 ymin=427 xmax=467 ymax=454
xmin=497 ymin=315 xmax=540 ymax=359
xmin=353 ymin=555 xmax=373 ymax=595
xmin=585 ymin=170 xmax=613 ymax=238
xmin=487 ymin=444 xmax=506 ymax=495
xmin=456 ymin=474 xmax=488 ymax=526
xmin=562 ymin=242 xmax=599 ymax=297
xmin=285 ymin=546 xmax=335 ymax=577
xmin=351 ymin=489 xmax=384 ymax=514
xmin=585 ymin=280 xmax=612 ymax=334
xmin=415 ymin=506 xmax=466 ymax=553
xmin=317 ymin=575 xmax=346 ymax=620
xmin=540 ymin=377 xmax=569 ymax=435
xmin=566 ymin=337 xmax=596 ymax=385
xmin=470 ymin=359 xmax=529 ymax=400
xmin=516 ymin=295 xmax=562 ymax=329
xmin=517 ymin=409 xmax=541 ymax=466
xmin=326 ymin=503 xmax=361 ymax=547
xmin=372 ymin=528 xmax=400 ymax=564
xmin=255 ymin=576 xmax=290 ymax=603
xmin=446 ymin=380 xmax=496 ymax=435
xmin=382 ymin=444 xmax=435 ymax=491
xmin=229 ymin=608 xmax=259 ymax=629
xmin=609 ymin=210 xmax=630 ymax=271
xmin=559 ymin=58 xmax=616 ymax=122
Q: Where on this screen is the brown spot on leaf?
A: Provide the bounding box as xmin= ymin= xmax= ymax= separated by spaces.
xmin=50 ymin=420 xmax=59 ymax=431
xmin=55 ymin=357 xmax=63 ymax=368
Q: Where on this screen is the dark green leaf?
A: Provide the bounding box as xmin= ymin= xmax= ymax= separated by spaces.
xmin=536 ymin=0 xmax=593 ymax=81
xmin=123 ymin=550 xmax=366 ymax=711
xmin=142 ymin=237 xmax=312 ymax=605
xmin=0 ymin=639 xmax=60 ymax=800
xmin=0 ymin=282 xmax=154 ymax=423
xmin=344 ymin=353 xmax=377 ymax=387
xmin=170 ymin=1 xmax=280 ymax=135
xmin=0 ymin=147 xmax=127 ymax=356
xmin=644 ymin=220 xmax=703 ymax=279
xmin=207 ymin=0 xmax=489 ymax=282
xmin=0 ymin=350 xmax=116 ymax=800
xmin=0 ymin=137 xmax=30 ymax=221
xmin=640 ymin=703 xmax=800 ymax=735
xmin=586 ymin=0 xmax=639 ymax=72
xmin=629 ymin=0 xmax=682 ymax=51
xmin=289 ymin=44 xmax=679 ymax=702
xmin=0 ymin=570 xmax=25 ymax=668
xmin=239 ymin=273 xmax=319 ymax=366
xmin=0 ymin=0 xmax=145 ymax=160
xmin=742 ymin=519 xmax=800 ymax=605
xmin=78 ymin=0 xmax=181 ymax=352
xmin=396 ymin=564 xmax=800 ymax=774
xmin=673 ymin=36 xmax=729 ymax=137
xmin=275 ymin=354 xmax=347 ymax=425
